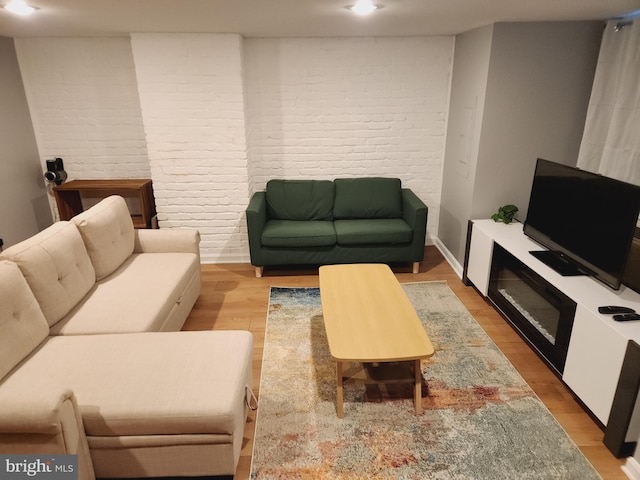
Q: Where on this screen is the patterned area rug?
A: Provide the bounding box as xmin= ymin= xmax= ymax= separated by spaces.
xmin=250 ymin=281 xmax=601 ymax=479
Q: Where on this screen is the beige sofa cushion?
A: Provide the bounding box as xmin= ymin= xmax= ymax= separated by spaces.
xmin=0 ymin=331 xmax=253 ymax=437
xmin=71 ymin=196 xmax=135 ymax=281
xmin=0 ymin=261 xmax=49 ymax=380
xmin=0 ymin=222 xmax=96 ymax=327
xmin=49 ymin=252 xmax=200 ymax=335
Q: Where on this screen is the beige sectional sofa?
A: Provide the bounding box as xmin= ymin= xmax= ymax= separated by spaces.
xmin=2 ymin=195 xmax=201 ymax=335
xmin=0 ymin=196 xmax=254 ymax=479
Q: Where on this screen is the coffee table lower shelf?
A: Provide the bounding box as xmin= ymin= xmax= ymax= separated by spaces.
xmin=336 ymin=359 xmax=423 ymax=418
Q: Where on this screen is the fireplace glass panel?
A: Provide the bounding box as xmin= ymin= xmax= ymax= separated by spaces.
xmin=488 ymin=243 xmax=576 ymax=375
xmin=494 ymin=269 xmax=560 ymax=345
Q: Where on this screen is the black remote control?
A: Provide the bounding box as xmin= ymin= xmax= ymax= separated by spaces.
xmin=613 ymin=313 xmax=640 ymax=322
xmin=598 ymin=306 xmax=636 ymax=314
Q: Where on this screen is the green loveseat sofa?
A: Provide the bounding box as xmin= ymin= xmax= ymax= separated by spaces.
xmin=245 ymin=177 xmax=428 ymax=277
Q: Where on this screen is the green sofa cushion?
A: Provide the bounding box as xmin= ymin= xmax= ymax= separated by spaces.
xmin=266 ymin=180 xmax=334 ymax=221
xmin=333 ymin=177 xmax=403 ymax=219
xmin=334 ymin=219 xmax=413 ymax=245
xmin=261 ymin=220 xmax=337 ymax=248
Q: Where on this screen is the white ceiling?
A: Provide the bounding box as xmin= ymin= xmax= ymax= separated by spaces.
xmin=0 ymin=0 xmax=639 ymax=38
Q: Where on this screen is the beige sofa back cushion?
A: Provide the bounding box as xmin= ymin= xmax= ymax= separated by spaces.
xmin=71 ymin=196 xmax=135 ymax=280
xmin=0 ymin=222 xmax=96 ymax=327
xmin=0 ymin=261 xmax=49 ymax=380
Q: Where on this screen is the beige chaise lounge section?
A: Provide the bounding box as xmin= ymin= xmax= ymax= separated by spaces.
xmin=0 ymin=260 xmax=254 ymax=479
xmin=0 ymin=195 xmax=201 ymax=334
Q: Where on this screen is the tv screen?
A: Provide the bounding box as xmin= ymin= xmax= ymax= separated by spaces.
xmin=523 ymin=158 xmax=640 ymax=290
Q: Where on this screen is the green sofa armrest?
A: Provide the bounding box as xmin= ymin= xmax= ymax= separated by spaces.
xmin=401 ymin=188 xmax=428 ymax=250
xmin=246 ymin=192 xmax=267 ymax=266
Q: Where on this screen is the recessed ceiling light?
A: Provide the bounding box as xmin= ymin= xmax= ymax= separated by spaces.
xmin=346 ymin=0 xmax=382 ymax=16
xmin=4 ymin=0 xmax=37 ymax=16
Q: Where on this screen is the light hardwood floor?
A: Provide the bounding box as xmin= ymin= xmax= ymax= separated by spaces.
xmin=182 ymin=246 xmax=627 ymax=480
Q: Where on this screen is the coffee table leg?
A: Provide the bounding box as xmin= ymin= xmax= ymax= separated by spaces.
xmin=414 ymin=359 xmax=422 ymax=415
xmin=336 ymin=361 xmax=344 ymax=418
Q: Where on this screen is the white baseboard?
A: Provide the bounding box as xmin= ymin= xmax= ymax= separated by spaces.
xmin=200 ymin=239 xmax=465 ymax=276
xmin=200 ymin=253 xmax=248 ymax=264
xmin=622 ymin=457 xmax=640 ymax=480
xmin=433 ymin=237 xmax=464 ymax=279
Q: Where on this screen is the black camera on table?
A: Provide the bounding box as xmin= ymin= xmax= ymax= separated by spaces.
xmin=43 ymin=157 xmax=67 ymax=185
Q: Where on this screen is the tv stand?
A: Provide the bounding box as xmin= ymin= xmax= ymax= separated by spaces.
xmin=464 ymin=219 xmax=640 ymax=432
xmin=529 ymin=250 xmax=587 ymax=277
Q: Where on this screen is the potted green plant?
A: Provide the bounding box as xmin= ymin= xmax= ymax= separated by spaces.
xmin=491 ymin=204 xmax=518 ymax=224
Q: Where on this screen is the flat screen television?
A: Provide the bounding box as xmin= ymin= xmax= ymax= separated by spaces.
xmin=523 ymin=158 xmax=640 ymax=290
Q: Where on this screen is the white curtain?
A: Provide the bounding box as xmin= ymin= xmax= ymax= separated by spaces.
xmin=577 ymin=19 xmax=640 ymax=186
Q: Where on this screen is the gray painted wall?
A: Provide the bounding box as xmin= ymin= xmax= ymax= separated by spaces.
xmin=439 ymin=24 xmax=493 ymax=267
xmin=440 ymin=21 xmax=603 ymax=266
xmin=0 ymin=36 xmax=52 ymax=248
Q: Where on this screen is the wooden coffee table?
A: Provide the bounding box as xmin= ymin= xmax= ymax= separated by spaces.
xmin=319 ymin=264 xmax=435 ymax=418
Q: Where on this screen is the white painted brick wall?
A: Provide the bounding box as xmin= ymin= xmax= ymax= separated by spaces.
xmin=244 ymin=37 xmax=453 ymax=239
xmin=14 ymin=34 xmax=453 ymax=261
xmin=130 ymin=34 xmax=250 ymax=262
xmin=14 ymin=38 xmax=150 ymax=184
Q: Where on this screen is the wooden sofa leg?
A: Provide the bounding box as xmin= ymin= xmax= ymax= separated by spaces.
xmin=255 ymin=266 xmax=264 ymax=278
xmin=412 ymin=262 xmax=420 ymax=274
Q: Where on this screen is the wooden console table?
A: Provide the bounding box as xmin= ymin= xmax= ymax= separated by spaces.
xmin=53 ymin=179 xmax=156 ymax=229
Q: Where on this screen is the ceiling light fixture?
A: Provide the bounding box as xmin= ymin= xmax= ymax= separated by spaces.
xmin=347 ymin=0 xmax=381 ymax=16
xmin=4 ymin=0 xmax=37 ymax=16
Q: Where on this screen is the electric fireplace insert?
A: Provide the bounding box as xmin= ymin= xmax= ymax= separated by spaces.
xmin=488 ymin=243 xmax=577 ymax=375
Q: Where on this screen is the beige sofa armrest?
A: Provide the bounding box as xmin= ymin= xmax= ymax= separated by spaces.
xmin=134 ymin=229 xmax=201 ymax=260
xmin=0 ymin=388 xmax=95 ymax=480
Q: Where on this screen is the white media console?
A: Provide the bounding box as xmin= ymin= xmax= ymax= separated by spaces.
xmin=465 ymin=219 xmax=640 ymax=431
